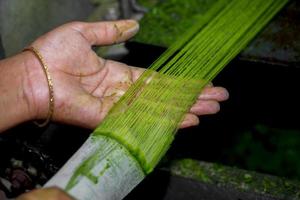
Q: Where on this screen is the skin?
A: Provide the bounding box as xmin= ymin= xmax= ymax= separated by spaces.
xmin=0 ymin=20 xmax=229 ymax=198
xmin=16 ymin=187 xmax=74 ymax=200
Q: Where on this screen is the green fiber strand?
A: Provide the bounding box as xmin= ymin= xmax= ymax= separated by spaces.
xmin=93 ymin=0 xmax=288 ymax=174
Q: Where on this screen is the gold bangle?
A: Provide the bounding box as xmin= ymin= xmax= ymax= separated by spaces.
xmin=23 ymin=47 xmax=54 ymax=127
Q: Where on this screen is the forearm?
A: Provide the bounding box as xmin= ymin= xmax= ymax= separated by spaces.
xmin=0 ymin=52 xmax=45 ymax=132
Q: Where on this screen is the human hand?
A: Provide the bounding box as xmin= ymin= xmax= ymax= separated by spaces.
xmin=16 ymin=187 xmax=73 ymax=200
xmin=22 ymin=20 xmax=228 ymax=129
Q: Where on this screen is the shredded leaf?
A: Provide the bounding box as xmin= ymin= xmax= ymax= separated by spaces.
xmin=93 ymin=0 xmax=288 ymax=174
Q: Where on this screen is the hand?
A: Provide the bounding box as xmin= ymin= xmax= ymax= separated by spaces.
xmin=16 ymin=187 xmax=73 ymax=200
xmin=23 ymin=20 xmax=228 ymax=129
xmin=182 ymin=84 xmax=228 ymax=128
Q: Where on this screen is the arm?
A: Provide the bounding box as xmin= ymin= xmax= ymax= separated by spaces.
xmin=0 ymin=51 xmax=45 ymax=132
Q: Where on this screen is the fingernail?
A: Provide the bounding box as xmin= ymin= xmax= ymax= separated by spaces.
xmin=210 ymin=102 xmax=220 ymax=113
xmin=125 ymin=20 xmax=139 ymax=33
xmin=117 ymin=20 xmax=139 ymax=38
xmin=198 ymin=93 xmax=211 ymax=99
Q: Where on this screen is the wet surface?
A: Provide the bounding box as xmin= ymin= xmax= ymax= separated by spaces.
xmin=240 ymin=1 xmax=300 ymax=67
xmin=125 ymin=170 xmax=281 ymax=200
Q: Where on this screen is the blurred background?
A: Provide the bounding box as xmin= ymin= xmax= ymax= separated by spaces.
xmin=0 ymin=0 xmax=299 ymax=199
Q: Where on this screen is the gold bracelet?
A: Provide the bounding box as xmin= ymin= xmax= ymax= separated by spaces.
xmin=23 ymin=47 xmax=54 ymax=127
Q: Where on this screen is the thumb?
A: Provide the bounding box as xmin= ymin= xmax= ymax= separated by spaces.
xmin=75 ymin=20 xmax=139 ymax=46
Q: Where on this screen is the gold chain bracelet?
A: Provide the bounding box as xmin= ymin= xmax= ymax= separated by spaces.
xmin=23 ymin=47 xmax=54 ymax=127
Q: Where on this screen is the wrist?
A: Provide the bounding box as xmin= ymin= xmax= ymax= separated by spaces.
xmin=0 ymin=51 xmax=48 ymax=132
xmin=22 ymin=50 xmax=49 ymax=121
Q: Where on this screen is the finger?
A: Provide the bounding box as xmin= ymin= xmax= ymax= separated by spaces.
xmin=130 ymin=66 xmax=145 ymax=82
xmin=17 ymin=187 xmax=74 ymax=200
xmin=179 ymin=113 xmax=200 ymax=129
xmin=76 ymin=20 xmax=139 ymax=46
xmin=190 ymin=100 xmax=220 ymax=115
xmin=198 ymin=86 xmax=229 ymax=101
